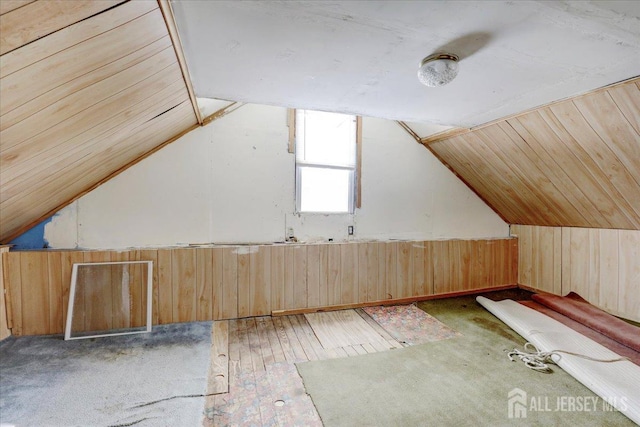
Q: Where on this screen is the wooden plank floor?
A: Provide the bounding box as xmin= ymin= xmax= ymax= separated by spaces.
xmin=207 ymin=321 xmax=229 ymax=394
xmin=203 ymin=309 xmax=405 ymax=426
xmin=304 ymin=310 xmax=391 ymax=349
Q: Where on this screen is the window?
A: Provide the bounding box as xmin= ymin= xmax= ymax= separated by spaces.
xmin=295 ymin=110 xmax=359 ymax=213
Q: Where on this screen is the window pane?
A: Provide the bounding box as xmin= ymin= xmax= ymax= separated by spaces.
xmin=299 ymin=167 xmax=352 ymax=213
xmin=296 ymin=110 xmax=356 ymax=167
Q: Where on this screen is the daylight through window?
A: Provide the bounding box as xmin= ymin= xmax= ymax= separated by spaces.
xmin=295 ymin=110 xmax=357 ymax=213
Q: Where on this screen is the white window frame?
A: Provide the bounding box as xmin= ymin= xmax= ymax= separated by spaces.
xmin=295 ymin=163 xmax=356 ymax=214
xmin=294 ymin=110 xmax=361 ymax=214
xmin=64 ymin=261 xmax=153 ymax=340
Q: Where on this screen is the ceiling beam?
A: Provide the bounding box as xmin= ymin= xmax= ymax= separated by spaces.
xmin=421 ymin=75 xmax=640 ymax=146
xmin=158 ymin=0 xmax=202 ymax=124
xmin=201 ymin=102 xmax=245 ymax=126
xmin=396 ymin=121 xmax=422 ymax=144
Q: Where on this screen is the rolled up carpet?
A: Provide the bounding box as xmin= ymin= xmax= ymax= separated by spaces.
xmin=531 ymin=292 xmax=640 ymax=353
xmin=477 ymin=296 xmax=640 ymax=425
xmin=519 ymin=300 xmax=640 ymax=365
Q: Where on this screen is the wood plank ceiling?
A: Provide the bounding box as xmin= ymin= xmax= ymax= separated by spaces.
xmin=0 ymin=0 xmax=199 ymax=243
xmin=426 ymin=78 xmax=640 ymax=230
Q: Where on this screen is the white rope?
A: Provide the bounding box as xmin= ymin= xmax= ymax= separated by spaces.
xmin=506 ymin=342 xmax=629 ymax=373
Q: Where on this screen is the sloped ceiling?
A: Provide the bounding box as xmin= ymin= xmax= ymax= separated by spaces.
xmin=427 ymin=78 xmax=640 ymax=230
xmin=0 ymin=0 xmax=199 ymax=243
xmin=172 ymin=1 xmax=640 ymax=127
xmin=0 ymin=1 xmax=638 ymax=245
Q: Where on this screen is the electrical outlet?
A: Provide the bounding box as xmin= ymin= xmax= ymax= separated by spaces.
xmin=348 ymin=226 xmax=354 ymax=235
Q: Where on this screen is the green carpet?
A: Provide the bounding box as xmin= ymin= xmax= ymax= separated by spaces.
xmin=297 ymin=290 xmax=634 ymax=426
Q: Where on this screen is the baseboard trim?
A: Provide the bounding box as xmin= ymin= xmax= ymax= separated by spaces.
xmin=271 ymin=284 xmax=519 ymax=316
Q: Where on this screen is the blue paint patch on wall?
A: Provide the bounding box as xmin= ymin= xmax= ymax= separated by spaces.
xmin=9 ymin=216 xmax=52 ymax=250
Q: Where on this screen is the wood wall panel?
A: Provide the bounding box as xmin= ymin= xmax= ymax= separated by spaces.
xmin=0 ymin=247 xmax=11 ymax=340
xmin=196 ymin=248 xmax=213 ymax=321
xmin=512 ymin=225 xmax=639 ymax=322
xmin=2 ymin=238 xmax=517 ymax=336
xmin=5 ymin=251 xmax=21 ymax=335
xmin=374 ymin=243 xmax=385 ymax=301
xmin=618 ymin=231 xmax=640 ymax=322
xmin=0 ymin=1 xmax=198 ymax=243
xmin=607 ymin=84 xmax=640 ymax=134
xmin=0 ymin=1 xmax=157 ymax=80
xmin=46 ymin=252 xmax=63 ymax=334
xmin=172 ymin=248 xmax=196 ymax=323
xmin=156 ymin=249 xmax=172 ymax=324
xmin=1 ymin=101 xmax=196 ymax=239
xmin=327 ymin=244 xmax=342 ymax=306
xmin=438 ymin=137 xmax=524 ymax=222
xmin=293 ymin=245 xmax=308 ymax=309
xmin=1 ymin=70 xmax=186 ymax=204
xmin=1 ymin=47 xmax=179 ymax=171
xmin=0 ymin=1 xmax=36 ymax=17
xmin=545 ymin=105 xmax=640 ymax=224
xmin=236 ymin=249 xmax=250 ymax=318
xmin=210 ymin=248 xmax=224 ymax=320
xmin=411 ymin=242 xmax=425 ymax=297
xmin=1 ymin=8 xmax=167 ymax=117
xmin=2 ymin=37 xmax=172 ymax=131
xmin=318 ymin=245 xmax=330 ymax=306
xmin=221 ymin=248 xmax=238 ymax=320
xmin=429 ymin=79 xmax=640 ymax=230
xmin=60 ymin=252 xmax=83 ymax=331
xmin=432 ymin=240 xmax=448 ymax=294
xmin=249 ymin=246 xmax=271 ymax=316
xmin=270 ymin=246 xmax=285 ymax=313
xmin=0 ymin=0 xmax=123 ymax=55
xmin=307 ymin=245 xmax=321 ymax=308
xmin=496 ymin=121 xmax=592 ymax=227
xmin=109 ymin=251 xmax=129 ymax=330
xmin=396 ymin=241 xmax=412 ymax=299
xmin=19 ymin=251 xmax=49 ymax=335
xmin=82 ymin=251 xmax=112 ymax=333
xmin=132 ymin=252 xmax=147 ymax=328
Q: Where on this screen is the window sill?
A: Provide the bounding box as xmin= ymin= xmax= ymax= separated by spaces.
xmin=294 ymin=211 xmax=354 ymax=216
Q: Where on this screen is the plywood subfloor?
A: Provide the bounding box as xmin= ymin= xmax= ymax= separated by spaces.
xmin=204 ymin=310 xmax=404 ymax=426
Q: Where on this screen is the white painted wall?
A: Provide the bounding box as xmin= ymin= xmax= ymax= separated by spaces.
xmin=45 ymin=104 xmax=508 ymax=249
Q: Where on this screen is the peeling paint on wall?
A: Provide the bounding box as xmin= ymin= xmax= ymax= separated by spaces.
xmin=43 ymin=202 xmax=79 ymax=249
xmin=44 ymin=104 xmax=508 ymax=250
xmin=9 ymin=217 xmax=52 ymax=250
xmin=232 ymin=246 xmax=259 ymax=255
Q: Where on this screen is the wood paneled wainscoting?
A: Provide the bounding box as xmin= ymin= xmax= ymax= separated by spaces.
xmin=511 ymin=225 xmax=640 ymax=322
xmin=1 ymin=238 xmax=517 ymax=337
xmin=0 ymin=246 xmax=10 ymax=340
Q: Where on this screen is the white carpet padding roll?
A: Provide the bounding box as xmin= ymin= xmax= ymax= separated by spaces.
xmin=477 ymin=296 xmax=640 ymax=425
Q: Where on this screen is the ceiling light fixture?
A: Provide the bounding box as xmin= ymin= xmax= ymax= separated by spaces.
xmin=417 ymin=53 xmax=459 ymax=87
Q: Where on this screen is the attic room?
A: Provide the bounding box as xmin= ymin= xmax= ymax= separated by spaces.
xmin=0 ymin=0 xmax=638 ymax=425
